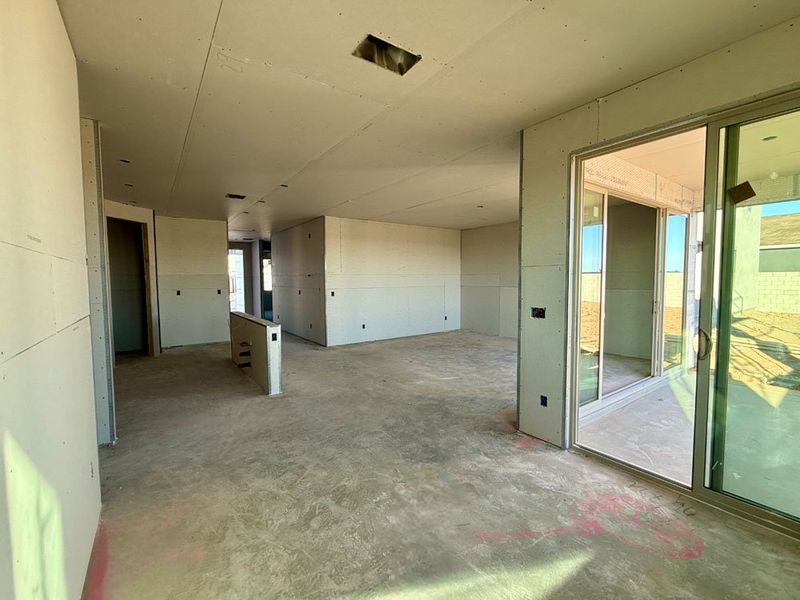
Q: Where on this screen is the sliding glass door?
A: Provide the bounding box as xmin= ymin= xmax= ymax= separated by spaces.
xmin=708 ymin=107 xmax=800 ymax=519
xmin=571 ymin=97 xmax=800 ymax=535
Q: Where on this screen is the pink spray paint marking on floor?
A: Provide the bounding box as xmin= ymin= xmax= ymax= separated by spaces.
xmin=514 ymin=436 xmax=545 ymax=450
xmin=495 ymin=408 xmax=519 ymax=433
xmin=478 ymin=493 xmax=705 ymax=559
xmin=83 ymin=524 xmax=109 ymax=600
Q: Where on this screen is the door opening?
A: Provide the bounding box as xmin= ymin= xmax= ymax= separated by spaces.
xmin=262 ymin=243 xmax=273 ymax=321
xmin=228 ymin=248 xmax=247 ymax=313
xmin=574 ymin=128 xmax=706 ymax=485
xmin=107 ymin=217 xmax=150 ymax=355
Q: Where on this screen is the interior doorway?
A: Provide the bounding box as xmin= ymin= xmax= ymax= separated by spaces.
xmin=228 ymin=247 xmax=247 ymax=313
xmin=107 ymin=217 xmax=151 ymax=355
xmin=574 ymin=128 xmax=706 ymax=485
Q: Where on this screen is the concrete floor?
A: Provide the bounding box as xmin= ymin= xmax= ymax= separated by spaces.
xmin=579 ymin=374 xmax=696 ymax=485
xmin=96 ymin=332 xmax=800 ymax=599
xmin=602 ymin=354 xmax=652 ymax=395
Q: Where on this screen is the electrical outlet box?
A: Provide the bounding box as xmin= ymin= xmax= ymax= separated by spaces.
xmin=531 ymin=307 xmax=546 ymax=319
xmin=540 ymin=395 xmax=548 ymax=407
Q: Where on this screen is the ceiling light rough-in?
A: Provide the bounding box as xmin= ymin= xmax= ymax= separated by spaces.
xmin=226 ymin=193 xmax=247 ymax=200
xmin=352 ymin=34 xmax=421 ymax=76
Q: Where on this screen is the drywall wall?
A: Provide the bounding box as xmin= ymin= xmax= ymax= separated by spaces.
xmin=156 ymin=216 xmax=230 ymax=347
xmin=271 ymin=217 xmax=327 ymax=345
xmin=0 ymin=1 xmax=101 ymax=598
xmin=325 ymin=217 xmax=460 ymax=346
xmin=461 ymin=221 xmax=519 ymax=338
xmin=105 ymin=199 xmax=160 ymax=354
xmin=82 ymin=119 xmax=116 ymax=445
xmin=519 ymin=17 xmax=800 ymax=446
xmin=603 ymin=200 xmax=657 ymax=359
xmin=107 ymin=218 xmax=149 ymax=353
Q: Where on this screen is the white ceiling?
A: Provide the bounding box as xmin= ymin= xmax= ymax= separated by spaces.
xmin=615 ymin=128 xmax=707 ymax=191
xmin=58 ymin=1 xmax=800 ymax=239
xmin=739 ymin=109 xmax=800 ymax=183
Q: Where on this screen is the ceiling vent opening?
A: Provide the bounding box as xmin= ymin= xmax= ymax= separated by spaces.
xmin=226 ymin=193 xmax=247 ymax=200
xmin=352 ymin=34 xmax=421 ymax=76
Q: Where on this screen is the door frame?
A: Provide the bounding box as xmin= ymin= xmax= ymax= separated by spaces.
xmin=107 ymin=216 xmax=157 ymax=357
xmin=576 ymin=186 xmax=671 ymax=417
xmin=576 ymin=183 xmax=609 ymax=410
xmin=566 ymin=90 xmax=800 ymax=539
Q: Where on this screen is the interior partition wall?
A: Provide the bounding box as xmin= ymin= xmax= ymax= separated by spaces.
xmin=568 ymin=92 xmax=800 ymax=538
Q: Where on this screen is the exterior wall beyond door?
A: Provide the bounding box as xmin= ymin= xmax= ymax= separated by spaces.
xmin=603 ymin=201 xmax=657 ymax=360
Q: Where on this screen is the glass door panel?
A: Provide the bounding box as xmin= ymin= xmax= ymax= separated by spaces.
xmin=579 ymin=188 xmax=605 ymax=406
xmin=575 ymin=127 xmax=706 ymax=487
xmin=664 ymin=214 xmax=688 ymax=370
xmin=711 ymin=109 xmax=800 ymax=519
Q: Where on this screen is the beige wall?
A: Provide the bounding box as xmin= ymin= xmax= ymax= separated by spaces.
xmin=0 ymin=1 xmax=101 ymax=597
xmin=461 ymin=221 xmax=519 ymax=338
xmin=325 ymin=217 xmax=461 ymax=346
xmin=156 ymin=216 xmax=230 ymax=347
xmin=519 ymin=16 xmax=800 ymax=446
xmin=271 ymin=217 xmax=327 ymax=345
xmin=272 ymin=216 xmax=461 ymax=346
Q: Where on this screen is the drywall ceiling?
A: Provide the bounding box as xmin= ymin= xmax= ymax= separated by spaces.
xmin=59 ymin=1 xmax=800 ymax=238
xmin=614 ymin=128 xmax=707 ymax=192
xmin=738 ymin=109 xmax=800 ymax=183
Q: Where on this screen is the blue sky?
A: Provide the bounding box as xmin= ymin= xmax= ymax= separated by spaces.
xmin=761 ymin=198 xmax=800 ymax=216
xmin=582 ymin=199 xmax=799 ymax=274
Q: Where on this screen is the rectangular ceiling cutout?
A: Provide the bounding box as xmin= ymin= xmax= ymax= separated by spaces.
xmin=225 ymin=193 xmax=247 ymax=200
xmin=352 ymin=34 xmax=421 ymax=76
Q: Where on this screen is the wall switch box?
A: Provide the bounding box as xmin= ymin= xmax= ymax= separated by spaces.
xmin=540 ymin=395 xmax=548 ymax=407
xmin=531 ymin=307 xmax=546 ymax=319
